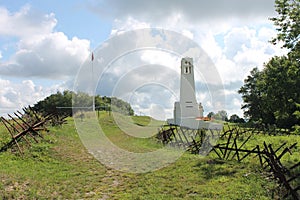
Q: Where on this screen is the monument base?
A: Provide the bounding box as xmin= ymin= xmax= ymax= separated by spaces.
xmin=167 ymin=117 xmax=222 ymax=130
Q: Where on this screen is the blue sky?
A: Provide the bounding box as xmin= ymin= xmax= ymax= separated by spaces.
xmin=0 ymin=0 xmax=288 ymax=118
xmin=0 ymin=0 xmax=112 ymax=54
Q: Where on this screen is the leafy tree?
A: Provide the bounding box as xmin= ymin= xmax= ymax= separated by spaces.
xmin=207 ymin=110 xmax=228 ymax=121
xmin=207 ymin=112 xmax=215 ymax=118
xmin=270 ymin=0 xmax=300 ymax=50
xmin=33 ymin=90 xmax=134 ymax=116
xmin=33 ymin=90 xmax=74 ymax=116
xmin=111 ymin=97 xmax=134 ymax=115
xmin=262 ymin=56 xmax=299 ymax=128
xmin=239 ymin=56 xmax=299 ymax=129
xmin=238 ymin=68 xmax=266 ymax=122
xmin=239 ymin=0 xmax=300 ymax=130
xmin=72 ymin=92 xmax=93 ymax=109
xmin=228 ymin=114 xmax=245 ymax=123
xmin=217 ymin=110 xmax=228 ymax=121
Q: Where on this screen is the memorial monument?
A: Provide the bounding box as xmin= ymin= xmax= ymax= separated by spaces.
xmin=167 ymin=57 xmax=222 ymax=130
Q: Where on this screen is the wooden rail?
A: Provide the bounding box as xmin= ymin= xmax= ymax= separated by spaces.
xmin=157 ymin=124 xmax=300 ymax=199
xmin=0 ymin=107 xmax=68 ymax=155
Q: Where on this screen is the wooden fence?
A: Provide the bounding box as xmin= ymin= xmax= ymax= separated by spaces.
xmin=157 ymin=124 xmax=300 ymax=199
xmin=0 ymin=107 xmax=68 ymax=155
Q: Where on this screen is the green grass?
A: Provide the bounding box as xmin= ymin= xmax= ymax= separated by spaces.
xmin=0 ymin=120 xmax=107 ymax=199
xmin=98 ymin=113 xmax=164 ymax=152
xmin=0 ymin=112 xmax=298 ymax=199
xmin=220 ymin=124 xmax=300 ymax=167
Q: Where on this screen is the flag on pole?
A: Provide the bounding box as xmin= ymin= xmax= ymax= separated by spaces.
xmin=91 ymin=52 xmax=94 ymax=61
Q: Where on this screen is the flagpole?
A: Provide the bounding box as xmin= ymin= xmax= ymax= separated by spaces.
xmin=92 ymin=52 xmax=95 ymax=112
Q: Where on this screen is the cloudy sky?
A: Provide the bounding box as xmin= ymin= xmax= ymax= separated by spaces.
xmin=0 ymin=0 xmax=287 ymax=119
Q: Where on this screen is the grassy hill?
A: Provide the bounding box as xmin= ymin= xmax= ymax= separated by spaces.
xmin=0 ymin=112 xmax=299 ymax=199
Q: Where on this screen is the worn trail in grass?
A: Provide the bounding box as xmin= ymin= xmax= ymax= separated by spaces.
xmin=1 ymin=112 xmax=298 ymax=199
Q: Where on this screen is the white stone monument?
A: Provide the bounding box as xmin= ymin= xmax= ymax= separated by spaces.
xmin=167 ymin=57 xmax=222 ymax=130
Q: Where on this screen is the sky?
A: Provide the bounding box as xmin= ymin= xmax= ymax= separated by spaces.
xmin=0 ymin=0 xmax=288 ymax=119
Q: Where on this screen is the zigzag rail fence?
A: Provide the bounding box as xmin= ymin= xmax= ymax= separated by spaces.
xmin=0 ymin=106 xmax=68 ymax=155
xmin=157 ymin=123 xmax=300 ymax=200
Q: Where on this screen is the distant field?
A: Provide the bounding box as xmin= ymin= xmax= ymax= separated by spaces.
xmin=0 ymin=112 xmax=299 ymax=199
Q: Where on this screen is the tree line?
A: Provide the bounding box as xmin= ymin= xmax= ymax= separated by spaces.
xmin=238 ymin=0 xmax=300 ymax=131
xmin=32 ymin=90 xmax=134 ymax=117
xmin=207 ymin=111 xmax=245 ymax=123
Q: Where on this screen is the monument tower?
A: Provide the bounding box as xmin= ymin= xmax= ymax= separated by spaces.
xmin=168 ymin=57 xmax=221 ymax=130
xmin=173 ymin=57 xmax=203 ymax=124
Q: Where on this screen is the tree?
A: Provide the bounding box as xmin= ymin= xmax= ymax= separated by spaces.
xmin=262 ymin=56 xmax=299 ymax=128
xmin=238 ymin=68 xmax=267 ymax=123
xmin=72 ymin=92 xmax=93 ymax=109
xmin=270 ymin=0 xmax=300 ymax=51
xmin=229 ymin=114 xmax=245 ymax=123
xmin=217 ymin=110 xmax=228 ymax=121
xmin=207 ymin=110 xmax=228 ymax=121
xmin=239 ymin=0 xmax=300 ymax=130
xmin=33 ymin=91 xmax=134 ymax=116
xmin=33 ymin=90 xmax=74 ymax=116
xmin=110 ymin=97 xmax=134 ymax=115
xmin=207 ymin=112 xmax=215 ymax=118
xmin=239 ymin=56 xmax=300 ymax=129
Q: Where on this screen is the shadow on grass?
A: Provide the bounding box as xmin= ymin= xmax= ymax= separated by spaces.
xmin=194 ymin=159 xmax=238 ymax=180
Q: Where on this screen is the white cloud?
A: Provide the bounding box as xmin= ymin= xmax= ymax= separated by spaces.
xmin=181 ymin=29 xmax=194 ymax=40
xmin=1 ymin=33 xmax=90 ymax=79
xmin=100 ymin=9 xmax=287 ymax=118
xmin=111 ymin=17 xmax=150 ymax=35
xmin=224 ymin=27 xmax=256 ymax=59
xmin=190 ymin=26 xmax=287 ymax=85
xmin=227 ymin=97 xmax=244 ymax=117
xmin=140 ymin=50 xmax=180 ymax=69
xmin=0 ymin=5 xmax=90 ymax=116
xmin=93 ymin=0 xmax=275 ymax=23
xmin=0 ymin=1 xmax=289 ymax=120
xmin=196 ymin=31 xmax=223 ymax=61
xmin=0 ymin=5 xmax=56 ymax=38
xmin=0 ymin=78 xmax=65 ymax=116
xmin=0 ymin=6 xmax=91 ymax=80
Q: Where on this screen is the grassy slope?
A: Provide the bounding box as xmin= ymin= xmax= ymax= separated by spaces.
xmin=0 ymin=112 xmax=298 ymax=199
